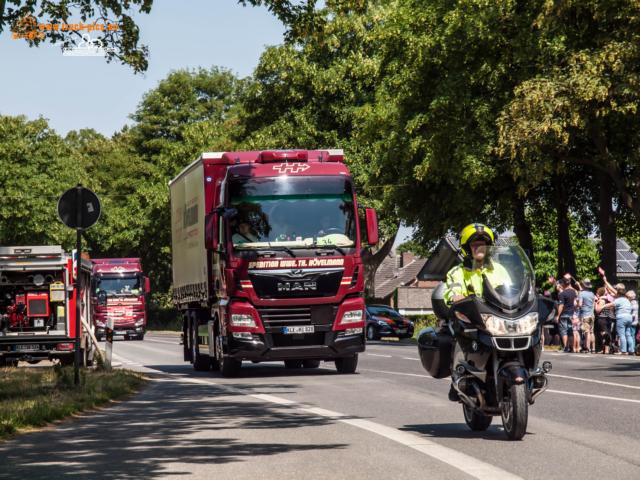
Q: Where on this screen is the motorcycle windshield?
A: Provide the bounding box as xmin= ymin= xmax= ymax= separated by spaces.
xmin=477 ymin=246 xmax=535 ymax=312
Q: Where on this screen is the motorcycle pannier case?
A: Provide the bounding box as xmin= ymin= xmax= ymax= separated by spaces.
xmin=418 ymin=327 xmax=453 ymax=379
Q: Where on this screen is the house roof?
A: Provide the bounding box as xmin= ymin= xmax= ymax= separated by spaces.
xmin=397 ymin=286 xmax=433 ymax=310
xmin=617 ymin=239 xmax=640 ymax=278
xmin=373 ymin=253 xmax=428 ymax=299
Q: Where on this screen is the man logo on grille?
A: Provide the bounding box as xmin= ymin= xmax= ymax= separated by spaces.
xmin=272 ymin=163 xmax=310 ymax=174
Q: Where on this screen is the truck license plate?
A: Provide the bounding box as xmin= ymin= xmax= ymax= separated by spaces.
xmin=34 ymin=319 xmax=44 ymax=327
xmin=282 ymin=326 xmax=314 ymax=335
xmin=16 ymin=344 xmax=39 ymax=352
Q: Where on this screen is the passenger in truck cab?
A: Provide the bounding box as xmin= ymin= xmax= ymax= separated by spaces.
xmin=232 ymin=221 xmax=258 ymax=244
xmin=443 ymin=223 xmax=511 ymax=305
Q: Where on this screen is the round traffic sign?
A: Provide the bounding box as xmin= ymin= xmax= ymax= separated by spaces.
xmin=57 ymin=185 xmax=101 ymax=229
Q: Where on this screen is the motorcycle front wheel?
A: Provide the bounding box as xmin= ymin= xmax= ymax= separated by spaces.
xmin=501 ymin=383 xmax=528 ymax=440
xmin=463 ymin=404 xmax=492 ymax=431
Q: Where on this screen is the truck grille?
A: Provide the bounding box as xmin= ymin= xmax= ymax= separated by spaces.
xmin=249 ymin=269 xmax=343 ymax=299
xmin=257 ymin=305 xmax=337 ymax=328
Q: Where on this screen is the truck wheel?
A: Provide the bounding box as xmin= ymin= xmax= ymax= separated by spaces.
xmin=284 ymin=359 xmax=303 ymax=369
xmin=220 ymin=355 xmax=242 ymax=377
xmin=136 ymin=334 xmax=145 ymax=341
xmin=335 ymin=354 xmax=358 ymax=374
xmin=302 ymin=360 xmax=320 ymax=369
xmin=191 ymin=322 xmax=210 ymax=372
xmin=210 ymin=326 xmax=221 ymax=372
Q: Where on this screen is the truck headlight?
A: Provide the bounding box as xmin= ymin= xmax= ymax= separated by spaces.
xmin=231 ymin=314 xmax=256 ymax=327
xmin=341 ymin=309 xmax=363 ymax=324
xmin=481 ymin=312 xmax=538 ymax=336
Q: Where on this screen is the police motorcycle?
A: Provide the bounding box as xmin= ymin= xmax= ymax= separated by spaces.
xmin=418 ymin=245 xmax=555 ymax=440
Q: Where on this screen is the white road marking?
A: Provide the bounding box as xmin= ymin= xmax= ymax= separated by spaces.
xmin=138 ymin=366 xmax=521 ymax=479
xmin=548 ymin=373 xmax=640 ymax=391
xmin=361 ymin=368 xmax=435 ymax=379
xmin=251 ymin=394 xmax=296 ymax=405
xmin=546 ymin=352 xmax=638 ymax=362
xmin=340 ymin=418 xmax=521 ymax=480
xmin=547 ymin=390 xmax=640 ymax=404
xmin=144 ymin=338 xmax=179 ymax=345
xmin=403 ymin=357 xmax=421 ymax=361
xmin=366 ymin=353 xmax=392 ymax=358
xmin=362 ymin=368 xmax=640 ymax=404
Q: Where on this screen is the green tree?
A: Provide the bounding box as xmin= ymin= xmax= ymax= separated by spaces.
xmin=123 ymin=67 xmax=246 ymax=294
xmin=1 ymin=0 xmax=153 ymax=72
xmin=0 ymin=115 xmax=88 ymax=247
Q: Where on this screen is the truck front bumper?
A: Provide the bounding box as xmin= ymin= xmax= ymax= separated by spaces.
xmin=227 ymin=331 xmax=364 ymax=361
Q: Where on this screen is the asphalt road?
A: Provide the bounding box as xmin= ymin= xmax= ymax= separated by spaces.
xmin=2 ymin=333 xmax=640 ymax=479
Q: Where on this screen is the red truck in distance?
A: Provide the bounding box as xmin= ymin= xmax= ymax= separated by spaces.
xmin=91 ymin=258 xmax=150 ymax=341
xmin=170 ymin=149 xmax=379 ymax=377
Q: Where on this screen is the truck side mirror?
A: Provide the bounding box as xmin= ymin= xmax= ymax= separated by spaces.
xmin=97 ymin=290 xmax=107 ymax=306
xmin=365 ymin=208 xmax=379 ymax=246
xmin=205 ymin=212 xmax=218 ymax=250
xmin=144 ymin=277 xmax=151 ymax=294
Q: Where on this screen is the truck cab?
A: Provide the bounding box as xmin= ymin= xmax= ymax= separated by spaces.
xmin=91 ymin=258 xmax=150 ymax=341
xmin=170 ymin=150 xmax=379 ymax=376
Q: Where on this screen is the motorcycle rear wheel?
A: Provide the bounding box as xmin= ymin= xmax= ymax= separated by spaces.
xmin=463 ymin=404 xmax=492 ymax=431
xmin=501 ymin=383 xmax=528 ymax=440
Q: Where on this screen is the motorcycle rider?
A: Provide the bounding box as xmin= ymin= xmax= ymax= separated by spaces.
xmin=444 ymin=223 xmax=510 ymax=305
xmin=443 ymin=223 xmax=511 ymax=401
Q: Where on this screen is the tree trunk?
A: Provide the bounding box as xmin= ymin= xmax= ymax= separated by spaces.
xmin=362 ymin=229 xmax=398 ymax=298
xmin=554 ymin=176 xmax=576 ymax=276
xmin=598 ymin=172 xmax=617 ymax=283
xmin=512 ymin=193 xmax=534 ymax=266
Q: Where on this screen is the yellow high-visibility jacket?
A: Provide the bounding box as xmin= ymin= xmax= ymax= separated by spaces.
xmin=443 ymin=262 xmax=511 ymax=305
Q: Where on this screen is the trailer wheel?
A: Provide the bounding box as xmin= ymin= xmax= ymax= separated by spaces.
xmin=335 ymin=354 xmax=358 ymax=374
xmin=191 ymin=319 xmax=210 ymax=372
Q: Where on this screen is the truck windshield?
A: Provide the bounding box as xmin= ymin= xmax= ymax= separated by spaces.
xmin=229 ymin=176 xmax=357 ymax=250
xmin=95 ymin=276 xmax=141 ymax=296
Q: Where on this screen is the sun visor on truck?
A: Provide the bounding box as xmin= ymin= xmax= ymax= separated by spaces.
xmin=417 ymin=236 xmax=463 ymax=282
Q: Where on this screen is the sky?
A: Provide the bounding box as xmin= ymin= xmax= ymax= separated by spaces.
xmin=0 ymin=0 xmax=285 ymax=136
xmin=0 ymin=0 xmax=415 ymax=247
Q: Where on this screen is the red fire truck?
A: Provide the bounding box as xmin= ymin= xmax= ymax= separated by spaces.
xmin=92 ymin=258 xmax=150 ymax=341
xmin=170 ymin=149 xmax=379 ymax=377
xmin=0 ymin=246 xmax=95 ymax=366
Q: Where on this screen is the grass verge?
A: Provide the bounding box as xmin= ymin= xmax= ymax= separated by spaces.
xmin=0 ymin=366 xmax=146 ymax=440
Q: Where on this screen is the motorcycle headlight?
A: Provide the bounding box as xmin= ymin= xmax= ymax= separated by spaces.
xmin=481 ymin=312 xmax=538 ymax=336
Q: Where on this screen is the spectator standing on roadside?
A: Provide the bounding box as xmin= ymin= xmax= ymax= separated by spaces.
xmin=556 ymin=277 xmax=578 ymax=352
xmin=626 ymin=290 xmax=638 ymax=355
xmin=595 ymin=287 xmax=614 ymax=354
xmin=600 ymin=276 xmax=634 ymax=355
xmin=578 ymin=279 xmax=596 ymax=353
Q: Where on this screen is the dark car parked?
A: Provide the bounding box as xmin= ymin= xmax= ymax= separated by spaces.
xmin=365 ymin=305 xmax=415 ymax=340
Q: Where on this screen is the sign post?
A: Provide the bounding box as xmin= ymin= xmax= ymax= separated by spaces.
xmin=105 ymin=317 xmax=114 ymax=369
xmin=57 ymin=185 xmax=101 ymax=386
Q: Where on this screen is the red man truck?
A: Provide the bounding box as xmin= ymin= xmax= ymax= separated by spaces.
xmin=0 ymin=245 xmax=95 ymax=366
xmin=91 ymin=258 xmax=150 ymax=341
xmin=170 ymin=149 xmax=379 ymax=377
